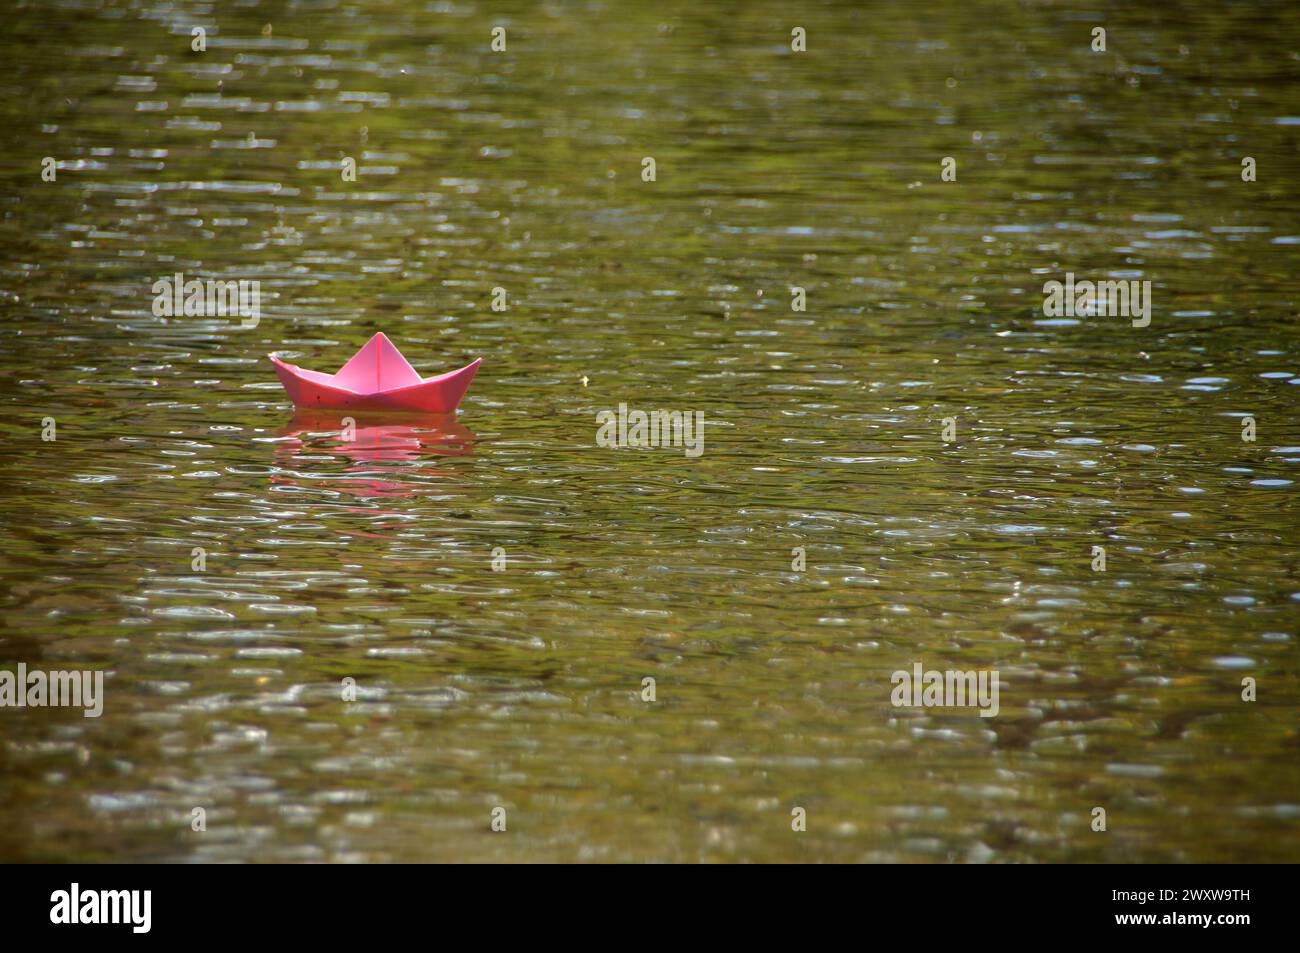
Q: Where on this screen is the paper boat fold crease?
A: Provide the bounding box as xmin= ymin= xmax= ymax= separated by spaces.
xmin=270 ymin=332 xmax=480 ymax=413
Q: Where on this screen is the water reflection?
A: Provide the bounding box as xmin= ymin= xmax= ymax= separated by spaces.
xmin=273 ymin=411 xmax=474 ymax=499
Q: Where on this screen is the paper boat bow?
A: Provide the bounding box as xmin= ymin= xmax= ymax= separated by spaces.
xmin=270 ymin=333 xmax=480 ymax=413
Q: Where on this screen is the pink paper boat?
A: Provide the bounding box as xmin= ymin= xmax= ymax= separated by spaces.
xmin=270 ymin=332 xmax=480 ymax=413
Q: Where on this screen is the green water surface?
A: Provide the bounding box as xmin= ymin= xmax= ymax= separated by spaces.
xmin=0 ymin=1 xmax=1297 ymax=862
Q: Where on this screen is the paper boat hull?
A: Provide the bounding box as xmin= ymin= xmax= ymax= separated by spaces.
xmin=271 ymin=355 xmax=481 ymax=413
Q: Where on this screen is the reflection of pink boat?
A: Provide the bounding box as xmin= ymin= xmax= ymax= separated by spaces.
xmin=272 ymin=410 xmax=475 ymax=499
xmin=270 ymin=332 xmax=480 ymax=413
xmin=279 ymin=410 xmax=475 ymax=462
